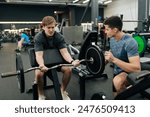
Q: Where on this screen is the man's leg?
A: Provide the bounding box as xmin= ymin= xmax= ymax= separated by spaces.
xmin=61 ymin=66 xmax=72 ymax=91
xmin=113 ymin=72 xmax=128 ymax=97
xmin=60 ymin=66 xmax=72 ymax=100
xmin=15 ymin=40 xmax=23 ymax=52
xmin=35 ymin=70 xmax=46 ymax=100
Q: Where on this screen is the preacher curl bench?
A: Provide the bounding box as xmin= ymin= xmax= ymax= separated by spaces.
xmin=28 ymin=48 xmax=67 ymax=100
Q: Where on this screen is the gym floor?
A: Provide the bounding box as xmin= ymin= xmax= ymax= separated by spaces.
xmin=0 ymin=42 xmax=149 ymax=100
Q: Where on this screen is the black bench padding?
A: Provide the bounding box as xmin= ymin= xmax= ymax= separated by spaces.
xmin=28 ymin=48 xmax=67 ymax=67
xmin=127 ymin=70 xmax=150 ymax=84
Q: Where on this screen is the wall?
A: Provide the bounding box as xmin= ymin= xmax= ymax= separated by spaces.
xmin=104 ymin=0 xmax=138 ymax=31
xmin=74 ymin=6 xmax=104 ymax=26
xmin=0 ymin=3 xmax=104 ymax=30
xmin=0 ymin=4 xmax=61 ymax=21
xmin=0 ymin=3 xmax=69 ymax=30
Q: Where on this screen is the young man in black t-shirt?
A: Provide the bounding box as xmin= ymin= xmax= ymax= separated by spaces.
xmin=34 ymin=16 xmax=80 ymax=100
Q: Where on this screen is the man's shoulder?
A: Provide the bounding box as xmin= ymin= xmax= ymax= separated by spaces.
xmin=123 ymin=34 xmax=135 ymax=40
xmin=34 ymin=31 xmax=43 ymax=40
xmin=35 ymin=31 xmax=42 ymax=37
xmin=54 ymin=31 xmax=64 ymax=38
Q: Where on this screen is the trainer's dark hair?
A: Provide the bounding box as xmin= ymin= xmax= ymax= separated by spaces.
xmin=104 ymin=16 xmax=123 ymax=31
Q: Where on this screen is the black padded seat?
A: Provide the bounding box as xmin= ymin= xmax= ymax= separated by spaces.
xmin=115 ymin=70 xmax=150 ymax=100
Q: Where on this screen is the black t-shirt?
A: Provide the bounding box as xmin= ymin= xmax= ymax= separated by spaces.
xmin=34 ymin=30 xmax=67 ymax=52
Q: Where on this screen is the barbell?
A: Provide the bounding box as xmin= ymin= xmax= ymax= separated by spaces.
xmin=1 ymin=45 xmax=105 ymax=93
xmin=1 ymin=55 xmax=93 ymax=93
xmin=1 ymin=59 xmax=93 ymax=77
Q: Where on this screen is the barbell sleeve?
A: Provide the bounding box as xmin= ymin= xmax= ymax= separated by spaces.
xmin=1 ymin=71 xmax=19 ymax=78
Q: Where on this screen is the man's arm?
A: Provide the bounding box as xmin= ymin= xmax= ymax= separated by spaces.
xmin=35 ymin=51 xmax=48 ymax=72
xmin=105 ymin=51 xmax=141 ymax=72
xmin=35 ymin=51 xmax=44 ymax=66
xmin=112 ymin=56 xmax=141 ymax=73
xmin=60 ymin=48 xmax=80 ymax=67
xmin=59 ymin=48 xmax=74 ymax=63
xmin=105 ymin=51 xmax=141 ymax=73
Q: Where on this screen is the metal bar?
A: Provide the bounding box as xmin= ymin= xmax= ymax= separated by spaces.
xmin=138 ymin=33 xmax=150 ymax=36
xmin=123 ymin=20 xmax=143 ymax=22
xmin=1 ymin=59 xmax=92 ymax=78
xmin=1 ymin=71 xmax=19 ymax=78
xmin=79 ymin=0 xmax=91 ymax=25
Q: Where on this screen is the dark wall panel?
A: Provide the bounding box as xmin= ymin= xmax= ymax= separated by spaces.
xmin=0 ymin=3 xmax=104 ymax=30
xmin=74 ymin=7 xmax=104 ymax=25
xmin=0 ymin=3 xmax=67 ymax=21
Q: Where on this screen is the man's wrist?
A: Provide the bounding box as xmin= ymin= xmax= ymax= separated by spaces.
xmin=112 ymin=57 xmax=116 ymax=63
xmin=39 ymin=64 xmax=45 ymax=67
xmin=70 ymin=60 xmax=74 ymax=64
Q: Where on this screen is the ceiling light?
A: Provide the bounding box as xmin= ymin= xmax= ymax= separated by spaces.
xmin=73 ymin=0 xmax=79 ymax=3
xmin=82 ymin=0 xmax=90 ymax=4
xmin=103 ymin=0 xmax=112 ymax=4
xmin=0 ymin=21 xmax=41 ymax=24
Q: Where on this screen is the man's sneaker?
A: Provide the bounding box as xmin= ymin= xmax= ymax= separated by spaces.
xmin=61 ymin=90 xmax=71 ymax=100
xmin=38 ymin=95 xmax=46 ymax=100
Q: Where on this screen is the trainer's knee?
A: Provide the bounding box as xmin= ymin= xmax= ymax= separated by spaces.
xmin=113 ymin=76 xmax=123 ymax=91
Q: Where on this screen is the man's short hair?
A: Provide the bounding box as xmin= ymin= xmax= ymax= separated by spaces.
xmin=41 ymin=16 xmax=56 ymax=26
xmin=104 ymin=16 xmax=123 ymax=31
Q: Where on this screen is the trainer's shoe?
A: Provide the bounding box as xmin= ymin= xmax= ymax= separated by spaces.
xmin=38 ymin=95 xmax=46 ymax=100
xmin=61 ymin=90 xmax=71 ymax=100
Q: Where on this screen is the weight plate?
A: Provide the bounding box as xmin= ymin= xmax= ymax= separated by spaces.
xmin=85 ymin=45 xmax=105 ymax=75
xmin=16 ymin=53 xmax=25 ymax=93
xmin=133 ymin=35 xmax=146 ymax=56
